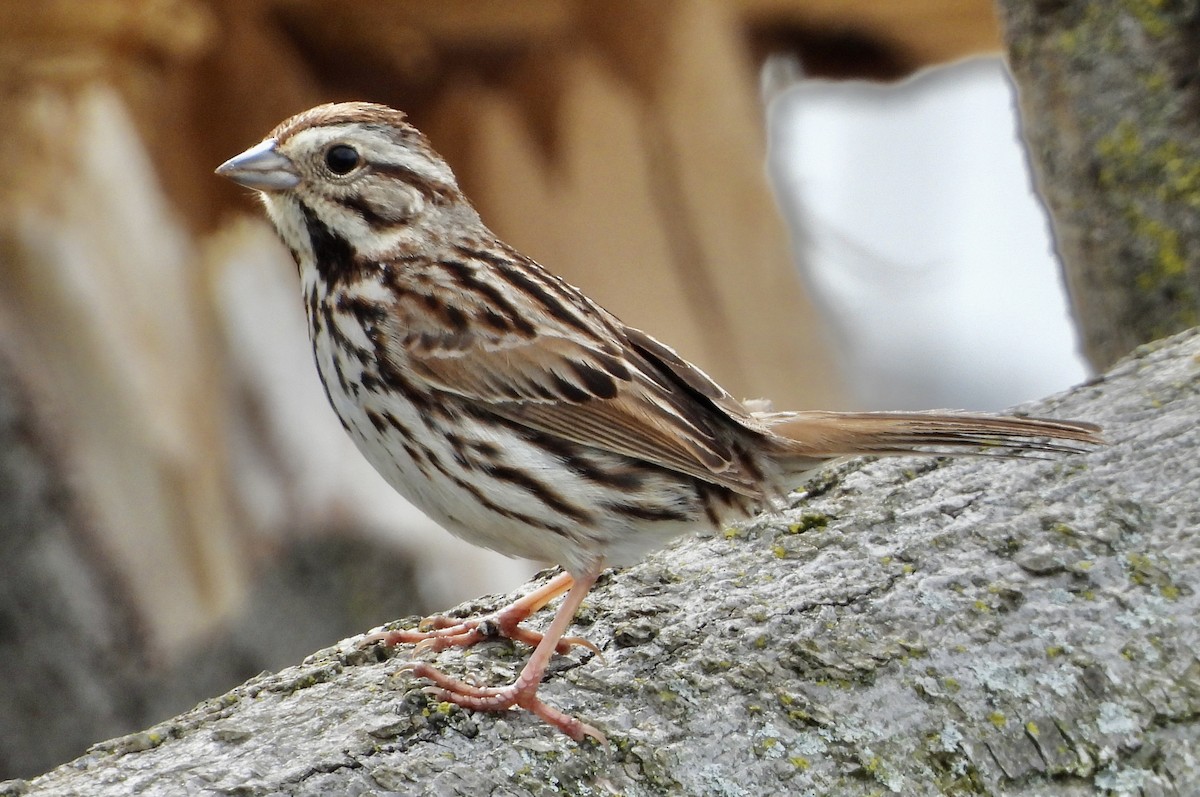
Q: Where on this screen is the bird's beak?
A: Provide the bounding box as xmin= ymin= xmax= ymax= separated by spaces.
xmin=215 ymin=139 xmax=300 ymax=191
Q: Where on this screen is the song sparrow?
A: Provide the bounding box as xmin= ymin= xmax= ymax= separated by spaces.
xmin=216 ymin=102 xmax=1102 ymax=743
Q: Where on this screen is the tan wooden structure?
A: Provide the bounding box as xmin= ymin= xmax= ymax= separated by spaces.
xmin=0 ymin=0 xmax=1001 ymax=661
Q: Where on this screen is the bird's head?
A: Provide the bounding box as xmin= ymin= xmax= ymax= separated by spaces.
xmin=216 ymin=102 xmax=477 ymax=262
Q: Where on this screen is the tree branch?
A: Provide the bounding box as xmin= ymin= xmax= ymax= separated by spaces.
xmin=7 ymin=328 xmax=1199 ymax=797
xmin=998 ymin=1 xmax=1200 ymax=371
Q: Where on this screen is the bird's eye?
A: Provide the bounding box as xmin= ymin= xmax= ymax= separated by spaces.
xmin=324 ymin=144 xmax=361 ymax=175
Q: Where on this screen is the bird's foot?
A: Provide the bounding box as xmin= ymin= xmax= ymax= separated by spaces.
xmin=405 ymin=660 xmax=607 ymax=745
xmin=360 ymin=570 xmax=598 ymax=656
xmin=367 ymin=566 xmax=608 ymax=744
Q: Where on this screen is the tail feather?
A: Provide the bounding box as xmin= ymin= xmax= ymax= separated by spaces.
xmin=761 ymin=410 xmax=1104 ymax=460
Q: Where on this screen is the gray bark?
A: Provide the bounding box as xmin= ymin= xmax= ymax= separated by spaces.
xmin=5 ymin=327 xmax=1199 ymax=797
xmin=997 ymin=0 xmax=1200 ymax=372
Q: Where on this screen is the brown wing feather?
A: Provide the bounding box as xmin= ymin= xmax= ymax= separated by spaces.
xmin=379 ymin=251 xmax=1102 ymax=498
xmin=386 ymin=311 xmax=768 ymax=496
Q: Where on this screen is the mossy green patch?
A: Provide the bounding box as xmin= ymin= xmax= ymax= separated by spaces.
xmin=788 ymin=513 xmax=829 ymax=534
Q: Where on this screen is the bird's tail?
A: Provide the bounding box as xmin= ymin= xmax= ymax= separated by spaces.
xmin=756 ymin=410 xmax=1104 ymax=474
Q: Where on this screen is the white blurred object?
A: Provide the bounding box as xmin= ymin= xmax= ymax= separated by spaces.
xmin=768 ymin=57 xmax=1089 ymax=411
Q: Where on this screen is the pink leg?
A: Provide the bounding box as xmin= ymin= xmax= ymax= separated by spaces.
xmin=404 ymin=565 xmax=606 ymax=743
xmin=361 ymin=570 xmax=596 ymax=655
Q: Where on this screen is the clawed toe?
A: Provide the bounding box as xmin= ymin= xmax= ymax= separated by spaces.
xmin=366 ymin=619 xmax=600 ymax=660
xmin=418 ymin=614 xmax=459 ymax=632
xmin=361 ymin=569 xmax=606 ymax=743
xmin=360 ymin=620 xmax=483 ymax=653
xmin=406 ymin=661 xmax=607 ymax=745
xmin=559 ymin=635 xmax=602 ymax=657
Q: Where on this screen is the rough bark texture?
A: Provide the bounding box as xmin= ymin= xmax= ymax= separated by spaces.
xmin=997 ymin=0 xmax=1200 ymax=372
xmin=5 ymin=327 xmax=1198 ymax=796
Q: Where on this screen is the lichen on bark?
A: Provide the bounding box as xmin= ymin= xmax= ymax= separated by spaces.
xmin=998 ymin=0 xmax=1200 ymax=371
xmin=5 ymin=328 xmax=1199 ymax=796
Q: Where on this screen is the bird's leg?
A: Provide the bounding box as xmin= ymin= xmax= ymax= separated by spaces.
xmin=361 ymin=569 xmax=597 ymax=656
xmin=403 ymin=565 xmax=606 ymax=743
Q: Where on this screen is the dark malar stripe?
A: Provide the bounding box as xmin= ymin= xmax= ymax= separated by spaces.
xmin=299 ymin=202 xmax=367 ymax=288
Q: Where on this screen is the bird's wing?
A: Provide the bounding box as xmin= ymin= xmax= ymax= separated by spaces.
xmin=382 ymin=296 xmax=768 ymax=497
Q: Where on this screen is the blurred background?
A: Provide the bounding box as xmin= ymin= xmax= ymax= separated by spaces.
xmin=0 ymin=0 xmax=1091 ymax=779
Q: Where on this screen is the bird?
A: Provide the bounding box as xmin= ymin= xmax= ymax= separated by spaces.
xmin=215 ymin=101 xmax=1102 ymax=743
